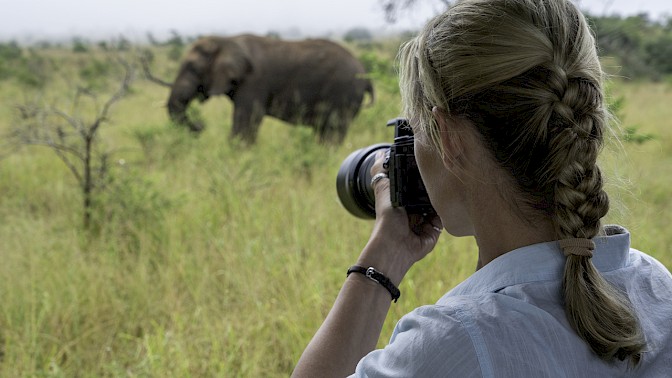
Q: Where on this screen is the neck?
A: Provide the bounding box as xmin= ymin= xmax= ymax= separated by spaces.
xmin=468 ymin=185 xmax=556 ymax=270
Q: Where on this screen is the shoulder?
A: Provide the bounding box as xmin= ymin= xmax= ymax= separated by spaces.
xmin=354 ymin=296 xmax=540 ymax=377
xmin=353 ymin=303 xmax=484 ymax=377
xmin=628 ymin=248 xmax=671 ymax=276
xmin=608 ymin=248 xmax=672 ymax=295
xmin=615 ymin=249 xmax=672 ymax=366
xmin=353 ymin=294 xmax=624 ymax=377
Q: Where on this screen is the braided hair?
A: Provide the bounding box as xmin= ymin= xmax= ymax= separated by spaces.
xmin=399 ymin=0 xmax=645 ymax=363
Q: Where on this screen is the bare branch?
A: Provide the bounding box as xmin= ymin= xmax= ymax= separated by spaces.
xmin=380 ymin=0 xmax=449 ymax=23
xmin=21 ymin=139 xmax=85 ymax=161
xmin=52 ymin=108 xmax=86 ymax=136
xmin=140 ymin=50 xmax=173 ymax=88
xmin=381 ymin=0 xmax=419 ymax=23
xmin=92 ymin=59 xmax=134 ymax=136
xmin=15 ymin=103 xmax=40 ymax=120
xmin=47 ymin=141 xmax=84 ymax=185
xmin=17 ymin=139 xmax=84 ymax=184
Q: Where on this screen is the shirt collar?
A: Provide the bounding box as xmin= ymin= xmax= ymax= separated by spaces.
xmin=439 ymin=225 xmax=631 ymax=300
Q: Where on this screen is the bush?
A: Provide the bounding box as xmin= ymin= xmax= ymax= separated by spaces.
xmin=344 ymin=27 xmax=373 ymax=43
xmin=0 ymin=41 xmax=21 ymax=60
xmin=0 ymin=41 xmax=22 ymax=80
xmin=79 ymin=58 xmax=116 ymax=91
xmin=72 ymin=37 xmax=90 ymax=53
xmin=358 ymin=50 xmax=399 ymax=94
xmin=645 ymin=36 xmax=672 ymax=75
xmin=92 ymin=166 xmax=173 ymax=248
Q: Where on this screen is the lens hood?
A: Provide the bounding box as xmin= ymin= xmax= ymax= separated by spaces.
xmin=336 ymin=143 xmax=390 ymax=219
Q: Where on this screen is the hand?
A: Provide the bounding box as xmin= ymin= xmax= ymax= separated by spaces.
xmin=357 ymin=151 xmax=443 ymax=285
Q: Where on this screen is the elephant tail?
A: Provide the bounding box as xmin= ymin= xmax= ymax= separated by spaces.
xmin=364 ymin=80 xmax=375 ymax=107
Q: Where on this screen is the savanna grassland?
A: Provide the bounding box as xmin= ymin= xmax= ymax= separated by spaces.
xmin=0 ymin=38 xmax=670 ymax=377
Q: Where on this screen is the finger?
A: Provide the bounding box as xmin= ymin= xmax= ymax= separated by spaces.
xmin=370 ymin=150 xmax=388 ymax=176
xmin=415 ymin=218 xmax=443 ymax=250
xmin=372 ymin=175 xmax=392 ymax=215
xmin=429 ymin=215 xmax=443 ymax=232
xmin=421 ymin=220 xmax=443 ymax=237
xmin=369 ymin=150 xmax=393 ymax=216
xmin=409 ymin=214 xmax=442 ymax=236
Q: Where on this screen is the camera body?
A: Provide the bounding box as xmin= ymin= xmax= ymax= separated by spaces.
xmin=336 ymin=118 xmax=436 ymax=219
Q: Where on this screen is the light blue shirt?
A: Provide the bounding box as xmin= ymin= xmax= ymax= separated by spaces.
xmin=352 ymin=225 xmax=672 ymax=377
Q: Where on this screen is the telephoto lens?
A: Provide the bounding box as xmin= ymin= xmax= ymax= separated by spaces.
xmin=336 ymin=143 xmax=390 ymax=219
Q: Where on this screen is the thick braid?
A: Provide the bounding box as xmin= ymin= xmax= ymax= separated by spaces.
xmin=536 ymin=36 xmax=646 ymax=365
xmin=544 ymin=66 xmax=608 ymax=238
xmin=542 ymin=66 xmax=645 ymax=362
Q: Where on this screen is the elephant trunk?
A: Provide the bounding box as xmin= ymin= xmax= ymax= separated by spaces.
xmin=167 ymin=82 xmax=205 ymax=132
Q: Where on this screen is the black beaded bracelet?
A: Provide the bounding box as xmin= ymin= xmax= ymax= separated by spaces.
xmin=347 ymin=265 xmax=400 ymax=302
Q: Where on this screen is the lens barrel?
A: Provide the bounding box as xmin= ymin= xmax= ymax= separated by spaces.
xmin=336 ymin=143 xmax=390 ymax=219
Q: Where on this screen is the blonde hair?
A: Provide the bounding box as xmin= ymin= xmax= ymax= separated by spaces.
xmin=399 ymin=0 xmax=645 ymax=364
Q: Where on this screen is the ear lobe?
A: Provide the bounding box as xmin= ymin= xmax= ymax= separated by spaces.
xmin=432 ymin=106 xmax=465 ymax=169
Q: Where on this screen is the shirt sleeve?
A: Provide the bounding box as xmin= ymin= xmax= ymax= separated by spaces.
xmin=350 ymin=304 xmax=483 ymax=378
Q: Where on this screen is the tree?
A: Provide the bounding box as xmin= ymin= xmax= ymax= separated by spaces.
xmin=5 ymin=58 xmax=135 ymax=229
xmin=379 ymin=0 xmax=450 ymax=23
xmin=588 ymin=12 xmax=672 ymax=79
xmin=0 ymin=41 xmax=23 ymax=80
xmin=645 ymin=35 xmax=672 ymax=74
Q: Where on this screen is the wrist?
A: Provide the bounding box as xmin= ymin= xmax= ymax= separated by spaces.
xmin=356 ymin=242 xmax=414 ymax=286
xmin=347 ymin=265 xmax=401 ymax=302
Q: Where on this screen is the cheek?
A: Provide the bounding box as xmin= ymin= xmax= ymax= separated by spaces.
xmin=414 ymin=137 xmax=474 ymax=236
xmin=414 ymin=137 xmax=442 ymax=200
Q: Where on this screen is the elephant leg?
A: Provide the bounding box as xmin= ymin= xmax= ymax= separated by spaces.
xmin=317 ymin=110 xmax=349 ymax=145
xmin=231 ymin=100 xmax=265 ymax=144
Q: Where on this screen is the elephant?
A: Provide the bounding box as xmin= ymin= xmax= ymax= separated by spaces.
xmin=167 ymin=34 xmax=374 ymax=144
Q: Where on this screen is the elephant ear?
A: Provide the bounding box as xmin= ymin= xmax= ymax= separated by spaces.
xmin=209 ymin=43 xmax=253 ymax=96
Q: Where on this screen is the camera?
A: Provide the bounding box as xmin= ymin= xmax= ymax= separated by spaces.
xmin=336 ymin=118 xmax=436 ymax=219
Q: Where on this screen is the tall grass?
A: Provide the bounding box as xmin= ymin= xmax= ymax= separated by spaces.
xmin=0 ymin=43 xmax=670 ymax=376
xmin=600 ymin=82 xmax=672 ymax=268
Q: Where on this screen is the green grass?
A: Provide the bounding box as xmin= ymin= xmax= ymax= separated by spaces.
xmin=601 ymin=82 xmax=672 ymax=269
xmin=0 ymin=44 xmax=670 ymax=376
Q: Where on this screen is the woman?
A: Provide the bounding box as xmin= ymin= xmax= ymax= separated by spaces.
xmin=293 ymin=0 xmax=672 ymax=376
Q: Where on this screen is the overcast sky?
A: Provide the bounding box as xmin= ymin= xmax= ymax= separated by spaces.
xmin=3 ymin=0 xmax=671 ymax=42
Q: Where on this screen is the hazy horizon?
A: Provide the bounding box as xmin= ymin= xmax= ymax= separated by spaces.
xmin=3 ymin=0 xmax=671 ymax=43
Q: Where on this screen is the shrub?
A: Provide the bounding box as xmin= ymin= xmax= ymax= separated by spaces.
xmin=344 ymin=27 xmax=373 ymax=43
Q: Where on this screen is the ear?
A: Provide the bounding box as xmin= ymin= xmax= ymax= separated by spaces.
xmin=237 ymin=55 xmax=253 ymax=78
xmin=432 ymin=106 xmax=466 ymax=169
xmin=228 ymin=53 xmax=253 ymax=86
xmin=210 ymin=47 xmax=253 ymax=96
xmin=229 ymin=40 xmax=254 ymax=80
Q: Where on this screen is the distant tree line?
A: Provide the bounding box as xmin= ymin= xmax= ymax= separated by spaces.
xmin=588 ymin=13 xmax=672 ymax=80
xmin=377 ymin=0 xmax=672 ymax=80
xmin=340 ymin=12 xmax=672 ymax=80
xmin=1 ymin=12 xmax=672 ymax=81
